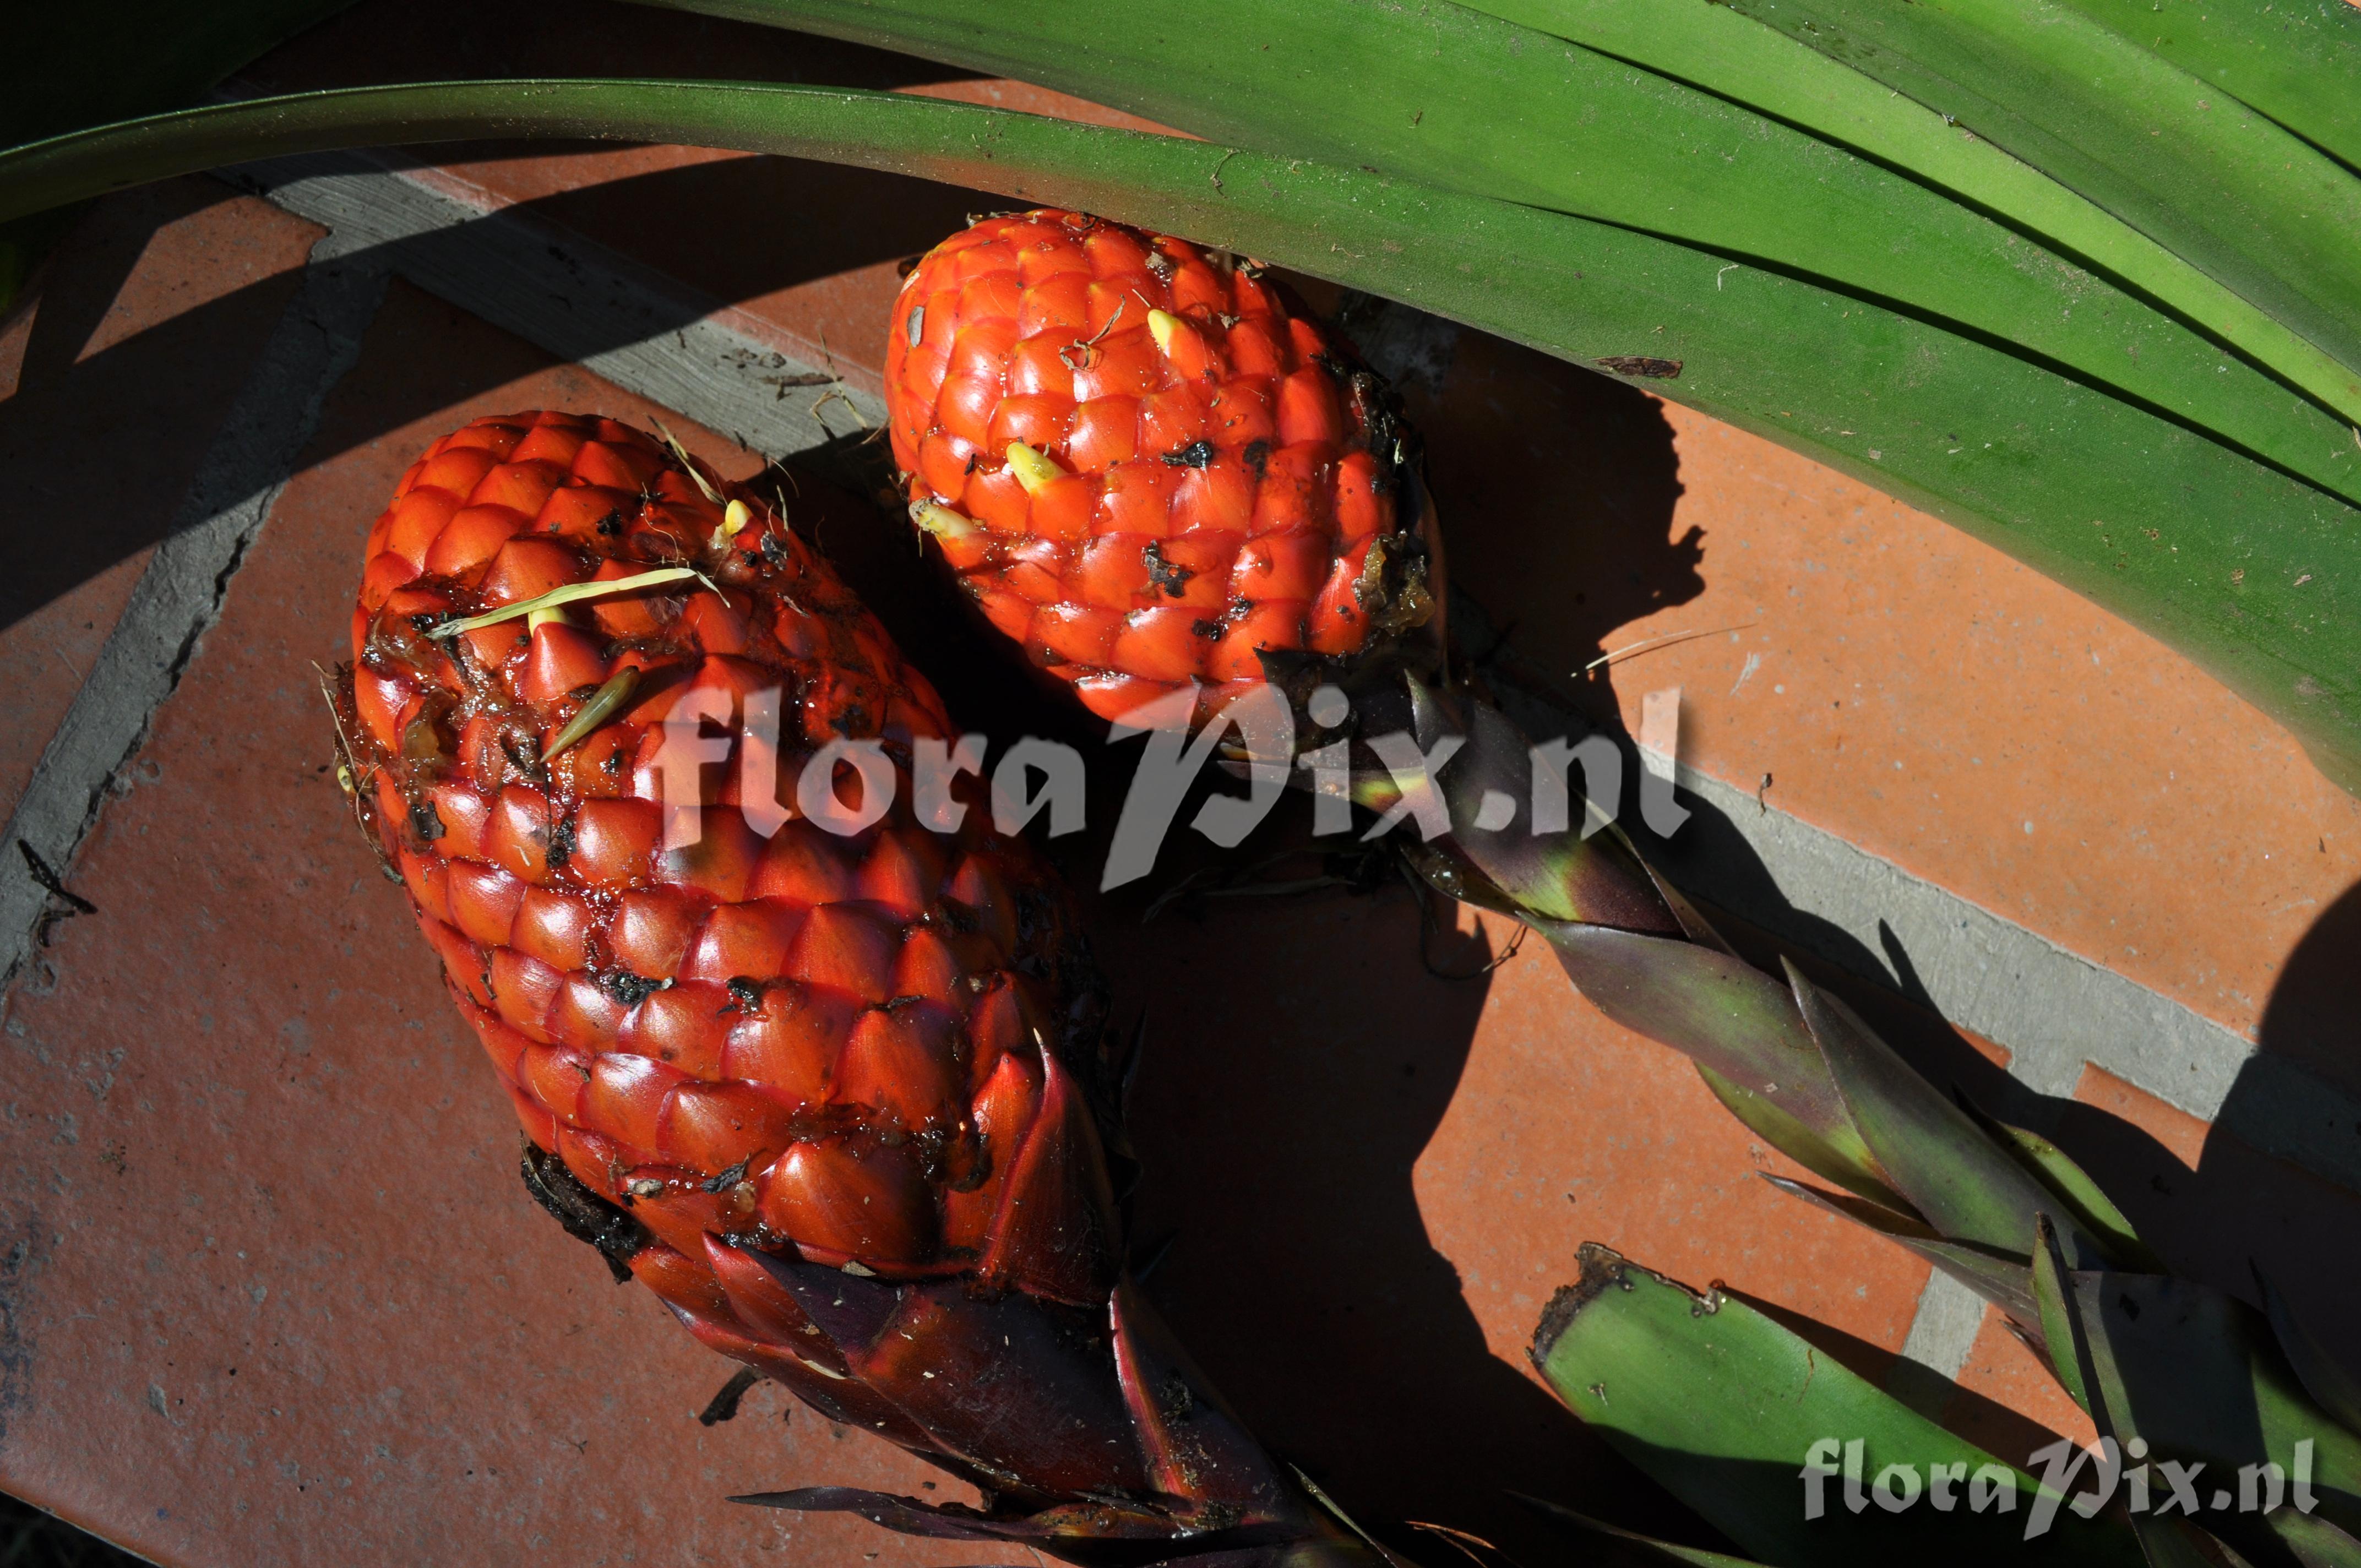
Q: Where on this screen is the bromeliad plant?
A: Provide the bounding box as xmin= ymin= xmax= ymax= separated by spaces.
xmin=872 ymin=203 xmax=2361 ymax=1566
xmin=0 ymin=0 xmax=2358 ymax=785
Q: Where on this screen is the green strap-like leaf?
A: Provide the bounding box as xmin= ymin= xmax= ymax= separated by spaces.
xmin=1716 ymin=0 xmax=2361 ymax=391
xmin=2272 ymin=1506 xmax=2361 ymax=1568
xmin=2047 ymin=0 xmax=2361 ymax=176
xmin=643 ymin=0 xmax=2361 ymax=507
xmin=1532 ymin=925 xmax=1894 ymax=1204
xmin=1530 ymin=1243 xmax=2141 ymax=1566
xmin=4 ymin=81 xmax=2358 ymax=787
xmin=1451 ymin=0 xmax=2361 ymax=427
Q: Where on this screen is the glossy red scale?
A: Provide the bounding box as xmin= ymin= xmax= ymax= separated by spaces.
xmin=483 ymin=784 xmax=556 ymax=881
xmin=758 ymin=1138 xmax=934 ymax=1266
xmin=942 ymin=1049 xmax=1042 ymax=1253
xmin=580 ymin=1051 xmax=690 ymax=1154
xmin=549 ymin=975 xmax=628 ymax=1054
xmin=425 ymin=504 xmax=527 ymax=578
xmin=619 ymin=982 xmax=731 ymax=1077
xmin=750 ymin=826 xmax=858 ymax=906
xmin=488 ymin=948 xmax=564 ymax=1043
xmin=380 ymin=487 xmax=460 ymax=568
xmin=520 ymin=622 xmax=608 ymax=705
xmin=721 ymin=984 xmax=852 ymax=1106
xmin=359 ymin=551 xmax=419 ymax=612
xmin=445 ymin=860 xmax=526 ymax=948
xmin=659 ymin=1081 xmax=796 ymax=1174
xmin=682 ymin=900 xmax=806 ymax=984
xmin=787 ymin=903 xmax=899 ymax=1005
xmin=519 ymin=1042 xmax=592 ymax=1123
xmin=569 ymin=797 xmax=659 ymax=887
xmin=835 ymin=1001 xmax=964 ymax=1133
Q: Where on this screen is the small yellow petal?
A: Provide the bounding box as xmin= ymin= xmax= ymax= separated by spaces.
xmin=721 ymin=498 xmax=750 ymax=538
xmin=1004 ymin=441 xmax=1064 ymax=494
xmin=910 ymin=500 xmax=979 ymax=539
xmin=1146 ymin=308 xmax=1180 ymax=356
xmin=525 ymin=606 xmax=570 ymax=631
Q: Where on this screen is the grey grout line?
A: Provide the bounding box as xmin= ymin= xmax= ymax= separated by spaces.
xmin=1887 ymin=1270 xmax=1989 ymax=1418
xmin=232 ymin=160 xmax=2361 ymax=1205
xmin=235 ymin=150 xmax=885 ymax=463
xmin=1 ymin=237 xmax=388 ymax=994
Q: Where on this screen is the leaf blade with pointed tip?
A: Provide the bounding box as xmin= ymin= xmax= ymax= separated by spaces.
xmin=1764 ymin=1173 xmax=2041 ymax=1330
xmin=1797 ymin=969 xmax=2103 ymax=1268
xmin=1961 ymin=1100 xmax=2158 ymax=1270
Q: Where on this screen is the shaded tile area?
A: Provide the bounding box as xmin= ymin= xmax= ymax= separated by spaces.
xmin=0 ymin=181 xmax=323 ymax=823
xmin=1075 ymin=875 xmax=1930 ymax=1562
xmin=0 ymin=281 xmax=1027 ymax=1566
xmin=0 ymin=553 xmax=148 ymax=829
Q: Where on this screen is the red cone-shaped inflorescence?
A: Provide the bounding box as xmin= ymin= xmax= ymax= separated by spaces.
xmin=888 ymin=209 xmax=1435 ymax=728
xmin=337 ymin=412 xmax=1378 ymax=1563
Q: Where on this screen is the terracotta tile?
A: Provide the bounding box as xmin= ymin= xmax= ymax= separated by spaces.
xmin=1520 ymin=390 xmax=2358 ymax=1044
xmin=0 ymin=178 xmax=321 ymax=822
xmin=0 ymin=281 xmax=1027 ymax=1566
xmin=0 ymin=553 xmax=150 ymax=827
